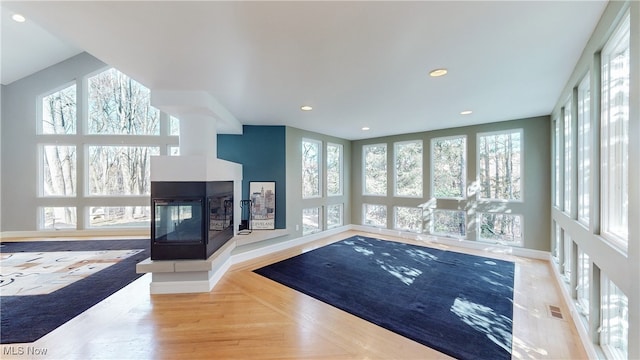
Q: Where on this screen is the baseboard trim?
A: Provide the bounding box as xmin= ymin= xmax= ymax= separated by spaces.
xmin=548 ymin=254 xmax=600 ymax=359
xmin=1 ymin=228 xmax=149 ymax=240
xmin=350 ymin=225 xmax=550 ymax=260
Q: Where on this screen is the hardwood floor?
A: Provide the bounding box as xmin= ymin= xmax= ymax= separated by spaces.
xmin=0 ymin=230 xmax=587 ymax=359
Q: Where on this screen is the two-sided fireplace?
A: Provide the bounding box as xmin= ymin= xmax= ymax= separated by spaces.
xmin=151 ymin=181 xmax=234 ymax=260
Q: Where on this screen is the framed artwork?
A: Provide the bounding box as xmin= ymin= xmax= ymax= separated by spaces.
xmin=249 ymin=181 xmax=275 ymax=229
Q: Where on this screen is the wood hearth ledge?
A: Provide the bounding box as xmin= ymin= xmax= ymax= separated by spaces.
xmin=136 ymin=230 xmax=289 ymax=294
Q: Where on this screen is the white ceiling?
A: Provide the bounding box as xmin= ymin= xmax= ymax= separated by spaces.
xmin=1 ymin=1 xmax=607 ymax=140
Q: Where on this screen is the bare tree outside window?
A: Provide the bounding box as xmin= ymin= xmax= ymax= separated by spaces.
xmin=394 ymin=140 xmax=422 ymax=197
xmin=89 ymin=146 xmax=159 ymax=196
xmin=42 ymin=84 xmax=76 ymax=134
xmin=42 ymin=145 xmax=76 ymax=197
xmin=88 ymin=68 xmax=159 ymax=135
xmin=479 ymin=213 xmax=522 ymax=246
xmin=302 ymin=139 xmax=321 ymax=198
xmin=327 ymin=143 xmax=343 ymax=196
xmin=363 ymin=144 xmax=386 ymax=195
xmin=432 ymin=136 xmax=465 ymax=198
xmin=478 ymin=130 xmax=522 ymax=201
xmin=431 ymin=209 xmax=465 ymax=237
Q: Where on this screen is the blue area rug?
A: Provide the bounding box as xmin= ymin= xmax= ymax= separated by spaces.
xmin=254 ymin=235 xmax=515 ymax=360
xmin=0 ymin=239 xmax=149 ymax=344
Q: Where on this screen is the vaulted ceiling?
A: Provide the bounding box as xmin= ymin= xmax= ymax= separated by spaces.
xmin=1 ymin=1 xmax=608 ymax=140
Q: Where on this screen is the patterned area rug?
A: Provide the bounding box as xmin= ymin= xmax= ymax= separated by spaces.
xmin=0 ymin=239 xmax=149 ymax=344
xmin=1 ymin=249 xmax=143 ymax=296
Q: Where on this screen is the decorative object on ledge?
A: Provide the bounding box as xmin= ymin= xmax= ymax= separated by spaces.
xmin=239 ymin=199 xmax=253 ymax=235
xmin=249 ymin=181 xmax=275 ymax=230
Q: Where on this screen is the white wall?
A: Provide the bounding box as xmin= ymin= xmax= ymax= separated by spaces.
xmin=1 ymin=53 xmax=106 ymax=231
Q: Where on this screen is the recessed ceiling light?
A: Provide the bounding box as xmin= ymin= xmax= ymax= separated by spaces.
xmin=429 ymin=68 xmax=448 ymax=77
xmin=12 ymin=14 xmax=26 ymax=23
xmin=460 ymin=110 xmax=473 ymax=115
xmin=300 ymin=105 xmax=313 ymax=111
xmin=362 ymin=127 xmax=370 ymax=131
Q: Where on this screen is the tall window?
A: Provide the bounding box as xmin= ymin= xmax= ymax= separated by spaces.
xmin=577 ymin=73 xmax=591 ymax=225
xmin=36 ymin=67 xmax=178 ymax=230
xmin=302 ymin=139 xmax=322 ymax=198
xmin=326 ymin=143 xmax=343 ymax=196
xmin=563 ymin=100 xmax=573 ymax=215
xmin=394 ymin=140 xmax=422 ymax=197
xmin=394 ymin=206 xmax=422 ymax=233
xmin=363 ymin=144 xmax=387 ymax=196
xmin=432 ymin=136 xmax=466 ymax=198
xmin=601 ymin=11 xmax=630 ymax=246
xmin=41 ymin=83 xmax=76 ymax=134
xmin=601 ymin=277 xmax=629 ymax=360
xmin=41 ymin=145 xmax=76 ymax=196
xmin=554 ymin=119 xmax=561 ymax=208
xmin=478 ymin=130 xmax=522 ymax=201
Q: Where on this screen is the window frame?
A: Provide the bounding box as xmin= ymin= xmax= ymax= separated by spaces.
xmin=431 ymin=135 xmax=467 ymax=200
xmin=301 ymin=138 xmax=323 ymax=199
xmin=563 ymin=98 xmax=573 ymax=215
xmin=393 ymin=206 xmax=423 ymax=233
xmin=393 ymin=140 xmax=423 ymax=198
xmin=362 ymin=203 xmax=387 ymax=228
xmin=35 ymin=67 xmax=178 ymax=230
xmin=577 ymin=73 xmax=591 ymax=226
xmin=600 ymin=10 xmax=630 ymax=249
xmin=326 ymin=142 xmax=344 ymax=197
xmin=38 ymin=81 xmax=78 ymax=135
xmin=362 ymin=143 xmax=387 ymax=196
xmin=477 ymin=129 xmax=524 ymax=202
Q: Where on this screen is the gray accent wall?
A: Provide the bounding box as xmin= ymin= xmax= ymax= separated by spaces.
xmin=351 ymin=116 xmax=551 ymax=251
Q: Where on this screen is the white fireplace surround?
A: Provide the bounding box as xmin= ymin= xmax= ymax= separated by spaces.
xmin=140 ymin=89 xmax=244 ymax=294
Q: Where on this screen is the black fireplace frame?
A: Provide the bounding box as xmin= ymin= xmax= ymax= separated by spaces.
xmin=151 ymin=181 xmax=234 ymax=260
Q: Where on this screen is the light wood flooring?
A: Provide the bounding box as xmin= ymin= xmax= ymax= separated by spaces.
xmin=0 ymin=230 xmax=587 ymax=359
